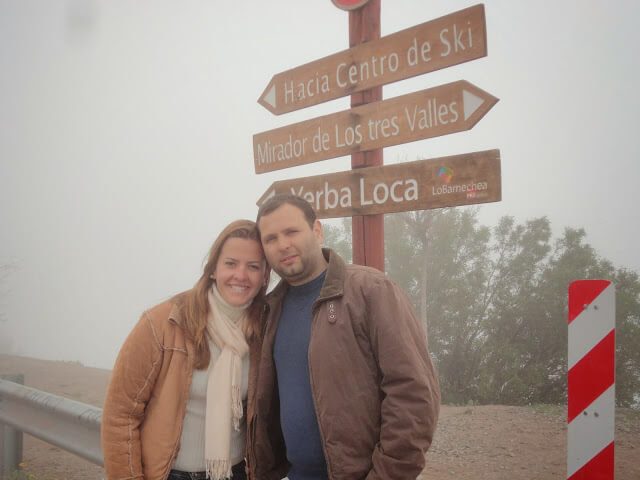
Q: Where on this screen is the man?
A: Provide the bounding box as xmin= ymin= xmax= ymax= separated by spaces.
xmin=246 ymin=194 xmax=440 ymax=480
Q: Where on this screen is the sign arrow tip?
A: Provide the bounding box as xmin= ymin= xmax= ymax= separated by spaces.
xmin=463 ymin=89 xmax=485 ymax=121
xmin=262 ymin=84 xmax=276 ymax=110
xmin=257 ymin=187 xmax=276 ymax=206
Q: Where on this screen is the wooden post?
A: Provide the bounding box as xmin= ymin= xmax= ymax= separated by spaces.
xmin=349 ymin=0 xmax=384 ymax=271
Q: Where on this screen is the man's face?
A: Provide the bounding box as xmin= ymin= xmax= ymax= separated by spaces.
xmin=258 ymin=203 xmax=327 ymax=286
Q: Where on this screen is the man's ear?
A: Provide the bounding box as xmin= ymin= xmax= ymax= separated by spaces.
xmin=313 ymin=219 xmax=324 ymax=244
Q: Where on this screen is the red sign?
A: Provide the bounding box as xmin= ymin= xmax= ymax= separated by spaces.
xmin=331 ymin=0 xmax=372 ymax=11
xmin=567 ymin=280 xmax=615 ymax=480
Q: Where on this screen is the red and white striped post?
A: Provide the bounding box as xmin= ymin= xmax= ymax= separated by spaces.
xmin=567 ymin=280 xmax=615 ymax=479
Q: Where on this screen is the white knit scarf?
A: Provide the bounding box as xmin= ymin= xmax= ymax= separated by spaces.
xmin=205 ymin=286 xmax=250 ymax=480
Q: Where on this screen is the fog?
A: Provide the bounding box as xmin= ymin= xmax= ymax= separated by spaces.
xmin=1 ymin=0 xmax=638 ymax=369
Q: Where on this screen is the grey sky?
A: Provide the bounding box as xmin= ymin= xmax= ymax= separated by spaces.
xmin=1 ymin=0 xmax=638 ymax=368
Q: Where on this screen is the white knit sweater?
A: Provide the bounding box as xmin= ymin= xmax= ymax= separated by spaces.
xmin=172 ymin=339 xmax=249 ymax=470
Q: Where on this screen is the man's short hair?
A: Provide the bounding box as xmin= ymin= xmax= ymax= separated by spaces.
xmin=256 ymin=194 xmax=317 ymax=229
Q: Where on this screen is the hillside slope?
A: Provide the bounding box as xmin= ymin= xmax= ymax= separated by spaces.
xmin=1 ymin=354 xmax=638 ymax=480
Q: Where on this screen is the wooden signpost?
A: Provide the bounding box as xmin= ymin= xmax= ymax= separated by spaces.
xmin=257 ymin=149 xmax=501 ymax=219
xmin=254 ymin=2 xmax=499 ymax=271
xmin=349 ymin=0 xmax=384 ymax=270
xmin=254 ymin=80 xmax=498 ymax=174
xmin=258 ymin=4 xmax=487 ymax=115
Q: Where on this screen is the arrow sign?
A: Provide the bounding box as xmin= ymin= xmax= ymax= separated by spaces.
xmin=258 ymin=4 xmax=487 ymax=115
xmin=256 ymin=149 xmax=501 ymax=219
xmin=253 ymin=80 xmax=498 ymax=174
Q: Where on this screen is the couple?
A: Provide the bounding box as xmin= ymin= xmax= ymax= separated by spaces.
xmin=101 ymin=194 xmax=440 ymax=480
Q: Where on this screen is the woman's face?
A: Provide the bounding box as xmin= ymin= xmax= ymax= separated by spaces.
xmin=212 ymin=237 xmax=266 ymax=307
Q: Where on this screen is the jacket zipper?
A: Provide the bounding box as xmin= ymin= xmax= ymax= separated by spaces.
xmin=307 ymin=297 xmax=336 ymax=480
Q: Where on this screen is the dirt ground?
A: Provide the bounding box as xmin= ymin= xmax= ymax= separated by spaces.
xmin=1 ymin=354 xmax=638 ymax=480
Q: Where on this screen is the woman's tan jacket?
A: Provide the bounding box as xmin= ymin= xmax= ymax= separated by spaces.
xmin=101 ymin=293 xmax=197 ymax=480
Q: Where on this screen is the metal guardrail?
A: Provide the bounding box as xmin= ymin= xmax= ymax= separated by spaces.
xmin=0 ymin=377 xmax=103 ymax=477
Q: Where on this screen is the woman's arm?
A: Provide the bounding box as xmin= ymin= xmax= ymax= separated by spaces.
xmin=101 ymin=311 xmax=163 ymax=480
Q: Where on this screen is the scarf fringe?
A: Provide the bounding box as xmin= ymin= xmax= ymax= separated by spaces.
xmin=206 ymin=459 xmax=232 ymax=480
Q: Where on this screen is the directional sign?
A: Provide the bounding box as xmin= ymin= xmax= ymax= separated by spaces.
xmin=254 ymin=80 xmax=498 ymax=174
xmin=258 ymin=4 xmax=487 ymax=115
xmin=256 ymin=149 xmax=501 ymax=219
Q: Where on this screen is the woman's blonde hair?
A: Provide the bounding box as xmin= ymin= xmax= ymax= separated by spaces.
xmin=182 ymin=219 xmax=267 ymax=369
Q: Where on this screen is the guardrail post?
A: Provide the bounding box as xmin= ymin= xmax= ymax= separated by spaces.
xmin=0 ymin=374 xmax=24 ymax=479
xmin=568 ymin=280 xmax=615 ymax=479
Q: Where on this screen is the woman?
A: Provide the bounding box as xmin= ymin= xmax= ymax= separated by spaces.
xmin=101 ymin=220 xmax=268 ymax=480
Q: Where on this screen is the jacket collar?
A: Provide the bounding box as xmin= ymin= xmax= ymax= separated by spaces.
xmin=318 ymin=248 xmax=345 ymax=301
xmin=167 ymin=291 xmax=190 ymax=328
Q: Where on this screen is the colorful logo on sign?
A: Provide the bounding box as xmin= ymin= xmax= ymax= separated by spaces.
xmin=438 ymin=167 xmax=454 ymax=183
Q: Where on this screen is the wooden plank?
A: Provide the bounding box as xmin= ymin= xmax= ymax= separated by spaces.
xmin=257 ymin=149 xmax=501 ymax=218
xmin=254 ymin=80 xmax=498 ymax=174
xmin=258 ymin=4 xmax=487 ymax=115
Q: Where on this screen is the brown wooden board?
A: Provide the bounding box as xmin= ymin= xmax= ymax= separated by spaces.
xmin=256 ymin=149 xmax=501 ymax=218
xmin=258 ymin=4 xmax=487 ymax=115
xmin=254 ymin=80 xmax=498 ymax=174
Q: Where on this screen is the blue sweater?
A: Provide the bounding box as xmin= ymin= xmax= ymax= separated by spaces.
xmin=273 ymin=271 xmax=328 ymax=480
